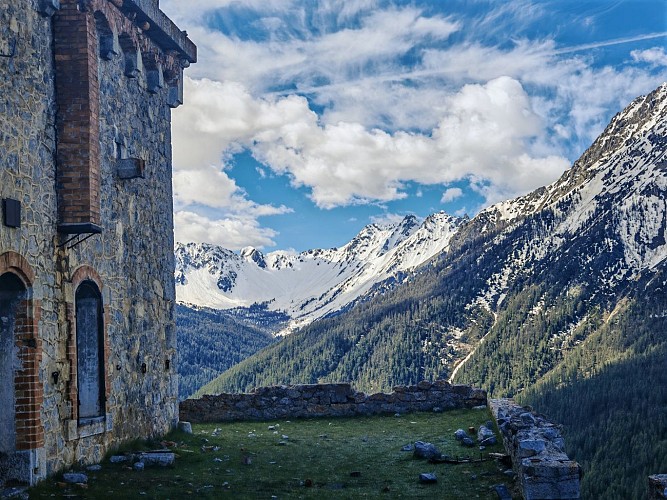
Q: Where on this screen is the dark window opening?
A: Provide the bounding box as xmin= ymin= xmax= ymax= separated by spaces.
xmin=75 ymin=281 xmax=105 ymax=422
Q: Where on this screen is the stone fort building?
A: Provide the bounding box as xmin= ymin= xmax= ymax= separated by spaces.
xmin=0 ymin=0 xmax=195 ymax=486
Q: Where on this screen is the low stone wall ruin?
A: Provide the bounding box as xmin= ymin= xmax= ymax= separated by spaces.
xmin=649 ymin=475 xmax=667 ymax=499
xmin=491 ymin=399 xmax=581 ymax=500
xmin=179 ymin=380 xmax=486 ymax=423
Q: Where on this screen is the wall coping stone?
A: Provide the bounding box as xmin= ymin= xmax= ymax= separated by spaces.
xmin=490 ymin=398 xmax=581 ymax=500
xmin=179 ymin=380 xmax=487 ymax=423
xmin=649 ymin=474 xmax=667 ymax=499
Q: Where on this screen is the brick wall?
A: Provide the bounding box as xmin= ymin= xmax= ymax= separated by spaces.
xmin=53 ymin=0 xmax=102 ymax=230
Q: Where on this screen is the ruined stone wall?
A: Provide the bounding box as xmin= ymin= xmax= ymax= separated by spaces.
xmin=179 ymin=381 xmax=487 ymax=423
xmin=490 ymin=399 xmax=581 ymax=500
xmin=649 ymin=475 xmax=667 ymax=500
xmin=0 ymin=0 xmax=194 ymax=483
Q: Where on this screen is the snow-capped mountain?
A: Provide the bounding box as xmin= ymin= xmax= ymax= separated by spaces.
xmin=175 ymin=211 xmax=464 ymax=332
xmin=466 ymin=82 xmax=667 ymax=310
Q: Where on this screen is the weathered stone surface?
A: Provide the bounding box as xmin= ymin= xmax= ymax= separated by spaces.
xmin=178 ymin=421 xmax=193 ymax=434
xmin=138 ymin=452 xmax=175 ymax=467
xmin=0 ymin=0 xmax=195 ymax=487
xmin=490 ymin=399 xmax=580 ymax=500
xmin=649 ymin=475 xmax=667 ymax=499
xmin=454 ymin=429 xmax=467 ymax=440
xmin=62 ymin=472 xmax=87 ymax=484
xmin=419 ymin=472 xmax=437 ymax=483
xmin=180 ymin=381 xmax=487 ymax=423
xmin=413 ymin=441 xmax=441 ymax=460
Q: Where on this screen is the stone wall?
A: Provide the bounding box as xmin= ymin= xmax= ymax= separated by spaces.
xmin=649 ymin=475 xmax=667 ymax=499
xmin=179 ymin=381 xmax=487 ymax=423
xmin=491 ymin=399 xmax=581 ymax=500
xmin=0 ymin=0 xmax=194 ymax=485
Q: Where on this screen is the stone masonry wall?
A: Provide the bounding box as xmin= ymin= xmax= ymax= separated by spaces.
xmin=179 ymin=381 xmax=487 ymax=423
xmin=491 ymin=399 xmax=581 ymax=500
xmin=0 ymin=0 xmax=195 ymax=483
xmin=649 ymin=475 xmax=667 ymax=500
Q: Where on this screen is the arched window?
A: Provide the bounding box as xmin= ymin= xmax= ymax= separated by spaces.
xmin=0 ymin=272 xmax=26 ymax=453
xmin=76 ymin=281 xmax=105 ymax=421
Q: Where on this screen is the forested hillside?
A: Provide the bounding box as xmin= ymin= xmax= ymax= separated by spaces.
xmin=193 ymin=85 xmax=667 ymax=498
xmin=176 ymin=305 xmax=277 ymax=399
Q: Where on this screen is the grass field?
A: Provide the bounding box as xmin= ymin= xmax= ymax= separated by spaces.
xmin=28 ymin=409 xmax=515 ymax=499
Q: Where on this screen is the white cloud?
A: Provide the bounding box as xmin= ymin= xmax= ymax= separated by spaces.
xmin=370 ymin=213 xmax=408 ymax=226
xmin=174 ymin=211 xmax=279 ymax=250
xmin=632 ymin=47 xmax=667 ymax=68
xmin=161 ymin=0 xmax=667 ymax=248
xmin=174 ymin=76 xmax=569 ymax=209
xmin=441 ymin=187 xmax=463 ymax=203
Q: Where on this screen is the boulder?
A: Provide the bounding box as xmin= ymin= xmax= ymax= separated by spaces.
xmin=413 ymin=441 xmax=441 ymax=460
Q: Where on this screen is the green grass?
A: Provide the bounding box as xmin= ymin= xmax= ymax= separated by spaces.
xmin=29 ymin=410 xmax=515 ymax=499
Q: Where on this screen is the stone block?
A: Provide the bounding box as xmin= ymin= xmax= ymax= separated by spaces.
xmin=649 ymin=474 xmax=667 ymax=499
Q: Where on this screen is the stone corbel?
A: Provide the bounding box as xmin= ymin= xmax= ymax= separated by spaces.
xmin=100 ymin=31 xmax=121 ymax=60
xmin=167 ymin=69 xmax=183 ymax=108
xmin=124 ymin=47 xmax=143 ymax=78
xmin=147 ymin=65 xmax=165 ymax=94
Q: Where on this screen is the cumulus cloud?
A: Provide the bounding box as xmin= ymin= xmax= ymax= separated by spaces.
xmin=441 ymin=188 xmax=463 ymax=203
xmin=175 ymin=76 xmax=569 ymax=209
xmin=370 ymin=213 xmax=410 ymax=226
xmin=174 ymin=211 xmax=279 ymax=250
xmin=160 ymin=0 xmax=667 ymax=249
xmin=632 ymin=47 xmax=667 ymax=68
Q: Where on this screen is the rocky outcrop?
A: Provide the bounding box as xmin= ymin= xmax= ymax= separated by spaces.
xmin=179 ymin=380 xmax=486 ymax=423
xmin=491 ymin=399 xmax=581 ymax=500
xmin=649 ymin=475 xmax=667 ymax=499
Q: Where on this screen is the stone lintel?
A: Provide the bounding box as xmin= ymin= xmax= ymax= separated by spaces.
xmin=57 ymin=223 xmax=103 ymax=235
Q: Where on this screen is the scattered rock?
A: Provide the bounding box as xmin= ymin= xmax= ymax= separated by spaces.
xmin=139 ymin=452 xmax=175 ymax=467
xmin=461 ymin=437 xmax=475 ymax=447
xmin=454 ymin=429 xmax=467 ymax=440
xmin=492 ymin=483 xmax=513 ymax=500
xmin=110 ymin=455 xmax=127 ymax=463
xmin=86 ymin=464 xmax=102 ymax=472
xmin=401 ymin=444 xmax=414 ymax=452
xmin=480 ymin=436 xmax=497 ymax=446
xmin=432 ymin=407 xmax=443 ymax=413
xmin=419 ymin=472 xmax=437 ymax=484
xmin=477 ymin=425 xmax=495 ymax=442
xmin=281 ymin=435 xmax=289 ymax=440
xmin=133 ymin=462 xmax=145 ymax=471
xmin=63 ymin=472 xmax=88 ymax=484
xmin=413 ymin=441 xmax=441 ymax=460
xmin=472 ymin=405 xmax=487 ymax=410
xmin=178 ymin=421 xmax=193 ymax=434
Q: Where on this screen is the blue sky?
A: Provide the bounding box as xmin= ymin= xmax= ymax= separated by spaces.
xmin=161 ymin=0 xmax=667 ymax=252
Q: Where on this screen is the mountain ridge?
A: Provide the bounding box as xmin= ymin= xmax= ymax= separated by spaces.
xmin=193 ymin=83 xmax=667 ymax=499
xmin=175 ymin=211 xmax=464 ymax=333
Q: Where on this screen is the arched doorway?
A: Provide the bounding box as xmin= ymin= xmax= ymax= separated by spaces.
xmin=0 ymin=272 xmax=26 ymax=454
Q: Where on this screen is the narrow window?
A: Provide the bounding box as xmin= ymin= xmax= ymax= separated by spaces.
xmin=0 ymin=273 xmax=26 ymax=453
xmin=76 ymin=281 xmax=105 ymax=422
